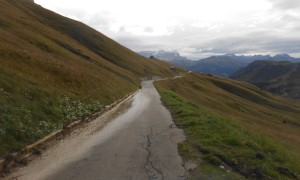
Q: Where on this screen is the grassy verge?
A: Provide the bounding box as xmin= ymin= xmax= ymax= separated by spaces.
xmin=158 ymin=90 xmax=300 ymax=179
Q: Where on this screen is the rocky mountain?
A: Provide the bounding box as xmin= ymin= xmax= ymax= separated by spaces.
xmin=231 ymin=60 xmax=300 ymax=99
xmin=273 ymin=54 xmax=300 ymax=62
xmin=139 ymin=50 xmax=191 ymax=62
xmin=139 ymin=51 xmax=300 ymax=77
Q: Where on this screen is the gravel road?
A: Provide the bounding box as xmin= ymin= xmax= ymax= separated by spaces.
xmin=6 ymin=80 xmax=186 ymax=180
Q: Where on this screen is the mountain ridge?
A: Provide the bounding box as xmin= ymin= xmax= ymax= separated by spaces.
xmin=139 ymin=50 xmax=300 ymax=77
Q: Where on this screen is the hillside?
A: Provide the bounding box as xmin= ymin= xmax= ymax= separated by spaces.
xmin=0 ymin=0 xmax=179 ymax=157
xmin=231 ymin=60 xmax=300 ymax=99
xmin=155 ymin=72 xmax=300 ymax=179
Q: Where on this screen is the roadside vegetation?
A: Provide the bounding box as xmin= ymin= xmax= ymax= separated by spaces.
xmin=0 ymin=69 xmax=106 ymax=157
xmin=155 ymin=73 xmax=300 ymax=179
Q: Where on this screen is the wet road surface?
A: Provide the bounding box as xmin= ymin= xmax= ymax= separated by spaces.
xmin=6 ymin=80 xmax=186 ymax=180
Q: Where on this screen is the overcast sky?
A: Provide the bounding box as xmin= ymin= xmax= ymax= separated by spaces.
xmin=34 ymin=0 xmax=300 ymax=59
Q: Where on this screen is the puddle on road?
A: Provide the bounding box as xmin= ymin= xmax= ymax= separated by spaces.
xmin=91 ymin=97 xmax=134 ymax=135
xmin=88 ymin=91 xmax=151 ymax=145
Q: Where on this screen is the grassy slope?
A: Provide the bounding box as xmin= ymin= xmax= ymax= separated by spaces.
xmin=155 ymin=73 xmax=300 ymax=179
xmin=0 ymin=0 xmax=180 ymax=156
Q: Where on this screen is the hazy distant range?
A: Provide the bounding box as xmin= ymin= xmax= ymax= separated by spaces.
xmin=139 ymin=50 xmax=300 ymax=77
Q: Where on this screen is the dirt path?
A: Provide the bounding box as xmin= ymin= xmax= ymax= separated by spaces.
xmin=5 ymin=80 xmax=186 ymax=180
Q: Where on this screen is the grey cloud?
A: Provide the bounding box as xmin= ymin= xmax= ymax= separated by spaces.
xmin=75 ymin=8 xmax=300 ymax=59
xmin=144 ymin=27 xmax=154 ymax=33
xmin=268 ymin=0 xmax=300 ymax=10
xmin=116 ymin=35 xmax=165 ymax=51
xmin=56 ymin=7 xmax=87 ymax=19
xmin=281 ymin=14 xmax=300 ymax=21
xmin=190 ymin=33 xmax=300 ymax=56
xmin=35 ymin=0 xmax=300 ymax=59
xmin=296 ymin=25 xmax=300 ymax=30
xmin=113 ymin=23 xmax=300 ymax=58
xmin=88 ymin=14 xmax=111 ymax=27
xmin=266 ymin=39 xmax=300 ymax=53
xmin=84 ymin=13 xmax=115 ymax=35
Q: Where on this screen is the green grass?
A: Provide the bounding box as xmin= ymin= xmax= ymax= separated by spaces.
xmin=158 ymin=89 xmax=300 ymax=179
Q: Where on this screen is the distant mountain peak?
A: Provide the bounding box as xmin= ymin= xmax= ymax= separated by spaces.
xmin=138 ymin=50 xmax=189 ymax=61
xmin=272 ymin=53 xmax=299 ymax=61
xmin=224 ymin=53 xmax=236 ymax=57
xmin=273 ymin=54 xmax=291 ymax=58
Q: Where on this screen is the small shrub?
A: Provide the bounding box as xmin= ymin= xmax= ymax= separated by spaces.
xmin=56 ymin=95 xmax=103 ymax=121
